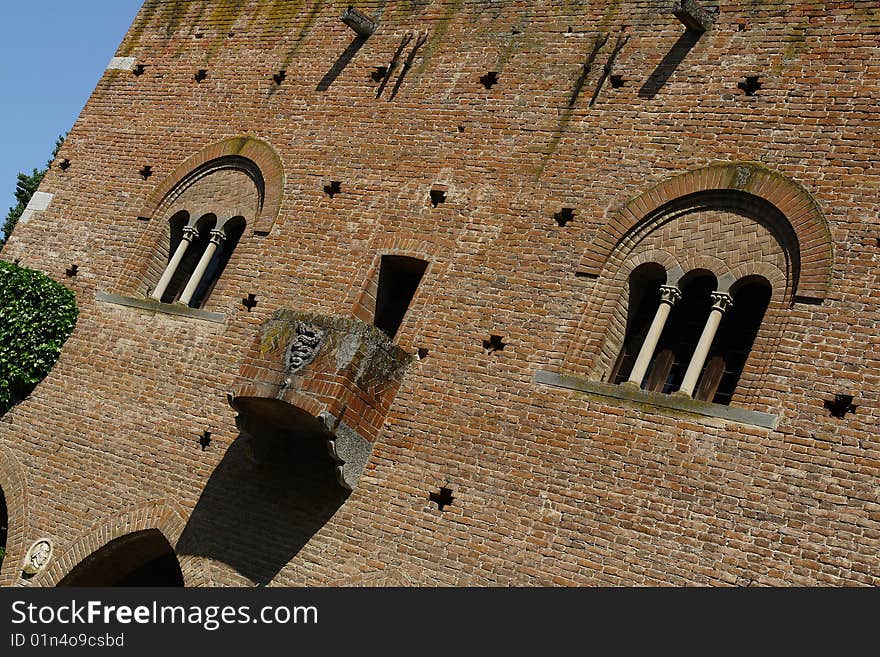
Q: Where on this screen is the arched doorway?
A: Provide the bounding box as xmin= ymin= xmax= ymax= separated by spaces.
xmin=57 ymin=529 xmax=183 ymax=586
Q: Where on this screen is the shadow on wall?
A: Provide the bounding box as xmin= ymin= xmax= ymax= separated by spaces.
xmin=176 ymin=430 xmax=349 ymax=586
xmin=638 ymin=30 xmax=701 ymax=99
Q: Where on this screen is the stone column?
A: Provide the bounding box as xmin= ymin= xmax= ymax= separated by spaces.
xmin=626 ymin=285 xmax=682 ymax=387
xmin=150 ymin=225 xmax=199 ymax=301
xmin=178 ymin=229 xmax=226 ymax=306
xmin=677 ymin=292 xmax=733 ymax=397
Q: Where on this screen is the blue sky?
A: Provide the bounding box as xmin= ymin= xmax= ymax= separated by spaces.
xmin=0 ymin=2 xmax=143 ymax=217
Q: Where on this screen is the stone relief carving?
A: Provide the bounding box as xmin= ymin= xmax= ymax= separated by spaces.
xmin=23 ymin=539 xmax=53 ymax=576
xmin=283 ymin=322 xmax=326 ymax=375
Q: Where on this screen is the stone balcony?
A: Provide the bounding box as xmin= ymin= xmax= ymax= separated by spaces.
xmin=228 ymin=311 xmax=412 ymax=490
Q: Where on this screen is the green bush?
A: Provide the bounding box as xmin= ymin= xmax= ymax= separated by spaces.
xmin=0 ymin=260 xmax=77 ymax=415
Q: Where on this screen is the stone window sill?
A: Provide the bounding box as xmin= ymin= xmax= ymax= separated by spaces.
xmin=534 ymin=370 xmax=778 ymax=429
xmin=95 ymin=292 xmax=226 ymax=324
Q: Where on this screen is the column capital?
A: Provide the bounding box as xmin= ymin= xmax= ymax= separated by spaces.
xmin=710 ymin=292 xmax=733 ymax=313
xmin=182 ymin=225 xmax=200 ymax=241
xmin=659 ymin=285 xmax=682 ymax=305
xmin=208 ymin=229 xmax=227 ymax=245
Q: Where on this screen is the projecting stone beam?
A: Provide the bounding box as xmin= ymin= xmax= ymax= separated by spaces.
xmin=671 ymin=0 xmax=716 ymax=33
xmin=341 ymin=7 xmax=378 ymax=37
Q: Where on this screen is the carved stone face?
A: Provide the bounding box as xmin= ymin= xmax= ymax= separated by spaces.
xmin=23 ymin=539 xmax=53 ymax=575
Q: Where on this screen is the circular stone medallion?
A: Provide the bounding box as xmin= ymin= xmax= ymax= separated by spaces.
xmin=23 ymin=539 xmax=54 ymax=575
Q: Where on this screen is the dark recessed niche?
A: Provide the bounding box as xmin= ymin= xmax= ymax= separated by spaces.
xmin=429 ymin=487 xmax=454 ymax=512
xmin=195 ymin=32 xmax=204 ymax=39
xmin=483 ymin=334 xmax=506 ymax=353
xmin=738 ymin=75 xmax=762 ymax=96
xmin=429 ymin=189 xmax=447 ymax=207
xmin=417 ymin=347 xmax=429 ymax=360
xmin=374 ymin=255 xmax=428 ymax=339
xmin=273 ymin=69 xmax=287 ymax=86
xmin=195 ymin=69 xmax=208 ymax=83
xmin=457 ymin=125 xmax=466 ymax=133
xmin=139 ymin=165 xmax=153 ymax=180
xmin=242 ymin=294 xmax=257 ymax=311
xmin=65 ymin=264 xmax=79 ymax=277
xmin=132 ymin=64 xmax=146 ymax=77
xmin=479 ymin=71 xmax=499 ymax=89
xmin=199 ymin=431 xmax=212 ymax=451
xmin=610 ymin=74 xmax=625 ymax=88
xmin=554 ymin=208 xmax=575 ymax=227
xmin=59 ymin=158 xmax=71 ymax=171
xmin=370 ymin=66 xmax=388 ymax=83
xmin=324 ymin=181 xmax=342 ymax=198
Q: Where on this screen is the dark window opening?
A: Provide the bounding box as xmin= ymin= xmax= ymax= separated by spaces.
xmin=696 ymin=277 xmax=771 ymax=405
xmin=373 ymin=255 xmax=427 ymax=339
xmin=646 ymin=271 xmax=717 ymax=394
xmin=610 ymin=263 xmax=666 ymax=384
xmin=190 ymin=216 xmax=246 ymax=309
xmin=161 ymin=213 xmax=214 ymax=304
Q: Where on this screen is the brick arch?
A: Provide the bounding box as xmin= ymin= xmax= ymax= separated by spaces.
xmin=0 ymin=445 xmax=29 ymax=586
xmin=31 ymin=499 xmax=191 ymax=587
xmin=578 ymin=162 xmax=833 ymax=301
xmin=623 ymin=249 xmax=683 ymax=279
xmin=139 ymin=136 xmax=284 ymax=235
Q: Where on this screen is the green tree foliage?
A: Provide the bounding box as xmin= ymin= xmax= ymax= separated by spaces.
xmin=0 ymin=260 xmax=78 ymax=416
xmin=1 ymin=135 xmax=66 ymax=247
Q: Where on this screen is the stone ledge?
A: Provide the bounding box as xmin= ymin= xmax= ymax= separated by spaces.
xmin=534 ymin=370 xmax=778 ymax=429
xmin=95 ymin=292 xmax=226 ymax=324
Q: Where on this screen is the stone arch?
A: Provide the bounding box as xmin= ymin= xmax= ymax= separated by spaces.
xmin=32 ymin=500 xmax=191 ymax=587
xmin=138 ymin=136 xmax=284 ymax=234
xmin=120 ymin=138 xmax=282 ymax=306
xmin=567 ymin=165 xmax=825 ymax=406
xmin=577 ymin=162 xmax=833 ymax=301
xmin=0 ymin=445 xmax=28 ymax=586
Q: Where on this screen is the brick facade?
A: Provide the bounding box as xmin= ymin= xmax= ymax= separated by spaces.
xmin=1 ymin=0 xmax=878 ymax=586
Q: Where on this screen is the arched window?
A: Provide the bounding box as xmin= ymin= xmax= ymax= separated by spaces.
xmin=613 ymin=266 xmax=772 ymax=406
xmin=122 ymin=153 xmax=267 ymax=310
xmin=696 ymin=276 xmax=771 ymax=404
xmin=648 ymin=270 xmax=718 ymax=396
xmin=150 ymin=213 xmax=246 ymax=309
xmin=609 ymin=263 xmax=666 ymax=385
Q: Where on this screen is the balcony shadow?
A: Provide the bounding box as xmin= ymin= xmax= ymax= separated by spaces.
xmin=316 ymin=36 xmax=368 ymax=91
xmin=638 ymin=30 xmax=702 ymax=99
xmin=177 ymin=424 xmax=349 ymax=586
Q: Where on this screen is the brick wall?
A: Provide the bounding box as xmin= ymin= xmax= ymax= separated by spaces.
xmin=1 ymin=0 xmax=878 ymax=586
